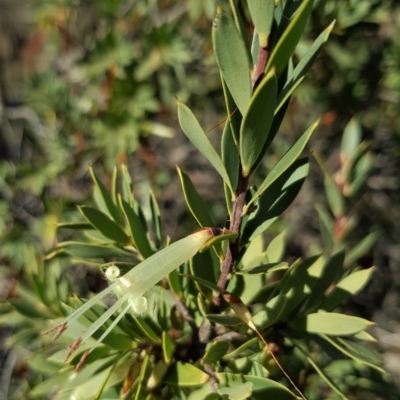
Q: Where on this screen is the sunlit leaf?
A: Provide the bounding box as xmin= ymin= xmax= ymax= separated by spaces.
xmin=212 ymin=6 xmax=252 ymax=115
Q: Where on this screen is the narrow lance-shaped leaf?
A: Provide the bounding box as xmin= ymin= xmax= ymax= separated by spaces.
xmin=212 ymin=5 xmax=252 ymax=116
xmin=345 ymin=231 xmax=379 ymax=267
xmin=320 ymin=267 xmax=374 ymax=311
xmin=276 ymin=21 xmax=335 ymax=114
xmin=78 ymin=206 xmax=130 ymax=244
xmin=55 ymin=241 xmax=136 ymax=258
xmin=267 ymin=0 xmax=315 ymax=75
xmin=90 ymin=167 xmax=124 ymax=225
xmin=244 ymin=120 xmax=318 ymax=214
xmin=341 ymin=118 xmax=362 ymax=160
xmin=247 ymin=0 xmax=275 ymax=47
xmin=240 ymin=68 xmax=278 ymax=176
xmin=303 ymin=353 xmax=350 ymax=400
xmin=150 ymin=189 xmax=162 ymax=247
xmin=222 ymin=120 xmax=240 ymax=194
xmin=177 ymin=167 xmax=215 ymax=228
xmin=177 ymin=99 xmax=233 ymax=192
xmin=315 ymin=204 xmax=334 ymax=254
xmin=119 ymin=196 xmax=154 ymax=259
xmin=242 ymin=158 xmax=309 ymax=242
xmin=289 ymin=312 xmax=374 ymax=336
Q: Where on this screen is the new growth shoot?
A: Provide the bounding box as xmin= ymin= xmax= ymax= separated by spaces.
xmin=43 ymin=228 xmax=229 ymax=370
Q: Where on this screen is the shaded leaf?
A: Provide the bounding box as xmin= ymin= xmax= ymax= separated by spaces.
xmin=320 ymin=267 xmax=374 ymax=311
xmin=149 ymin=190 xmax=162 ymax=247
xmin=242 ymin=158 xmax=309 ymax=242
xmin=267 ymin=0 xmax=315 ymax=74
xmin=57 ymin=241 xmax=136 ymax=258
xmin=90 ymin=167 xmax=124 ymax=225
xmin=119 ymin=197 xmax=154 ymax=258
xmin=315 ymin=204 xmax=334 ymax=254
xmin=79 ymin=206 xmax=130 ymax=244
xmin=305 ymin=354 xmax=350 ymax=400
xmin=177 ymin=167 xmax=215 ymax=227
xmin=222 ymin=120 xmax=240 ymax=195
xmin=57 ymin=222 xmax=94 ymax=230
xmin=240 ymin=69 xmax=277 ymax=176
xmin=277 ymin=22 xmax=335 ymax=113
xmin=245 ymin=121 xmax=318 ymax=212
xmin=206 ymin=314 xmax=242 ymax=326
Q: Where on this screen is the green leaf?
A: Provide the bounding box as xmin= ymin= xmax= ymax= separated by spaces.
xmin=250 ymin=97 xmax=290 ymax=174
xmin=240 ymin=68 xmax=277 ymax=176
xmin=242 ymin=158 xmax=309 ymax=242
xmin=163 ymin=362 xmax=209 ymax=387
xmin=306 ymin=250 xmax=345 ymax=310
xmin=9 ymin=297 xmax=52 ymax=319
xmin=341 ymin=118 xmax=362 ymax=160
xmin=57 ymin=222 xmax=94 ymax=230
xmin=221 ymin=75 xmax=242 ymax=147
xmin=216 ymin=373 xmax=297 ymax=399
xmin=315 ymin=204 xmax=334 ymax=254
xmin=188 ymin=385 xmax=220 ymax=400
xmin=177 ymin=167 xmax=215 ymax=227
xmin=182 ymin=273 xmax=222 ymax=294
xmin=304 ymin=354 xmax=350 ymax=400
xmin=253 ymin=256 xmax=320 ymax=328
xmin=320 ymin=267 xmax=374 ymax=311
xmin=206 ymin=314 xmax=242 ymax=326
xmin=266 ymin=230 xmax=286 ymax=263
xmin=121 ymin=164 xmax=134 ymax=205
xmin=276 ymin=22 xmax=335 ymax=114
xmin=168 ymin=269 xmax=182 ymax=297
xmin=202 ymin=340 xmax=230 ymax=365
xmin=236 ymin=262 xmax=288 ymax=275
xmin=79 ymin=206 xmax=130 ymax=244
xmin=289 ymin=312 xmax=374 ymax=336
xmin=314 ymin=151 xmax=345 ymax=218
xmin=149 ymin=190 xmax=162 ymax=247
xmin=190 ymin=250 xmax=220 ymax=298
xmin=90 ymin=167 xmax=124 ymax=225
xmin=212 ymin=6 xmax=252 ymax=116
xmin=162 ymin=331 xmax=175 ymax=363
xmin=347 ymin=152 xmax=373 ymax=196
xmin=245 ymin=121 xmax=318 ymax=212
xmin=56 ymin=241 xmax=136 ymax=258
xmin=324 ymin=173 xmax=345 ymax=218
xmin=247 ymin=0 xmax=275 ymax=47
xmin=222 ymin=120 xmax=240 ymax=196
xmin=344 ymin=231 xmax=381 ymax=267
xmin=177 ymin=99 xmax=232 ymax=191
xmin=321 ymin=335 xmax=385 ymax=373
xmin=267 ymin=0 xmax=315 ymax=75
xmin=134 ymin=315 xmax=161 ymax=342
xmin=119 ymin=197 xmax=154 ymax=258
xmin=219 ymin=382 xmax=253 ymax=400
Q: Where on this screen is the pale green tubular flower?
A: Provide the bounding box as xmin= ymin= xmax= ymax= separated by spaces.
xmin=43 ymin=228 xmax=224 ymax=369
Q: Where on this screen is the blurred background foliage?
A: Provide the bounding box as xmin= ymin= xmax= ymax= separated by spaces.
xmin=1 ymin=0 xmax=400 ymax=398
